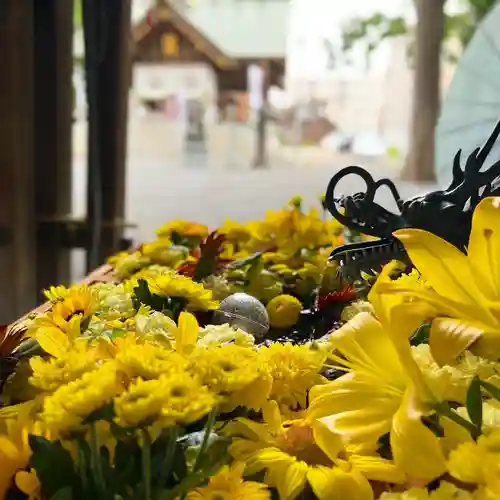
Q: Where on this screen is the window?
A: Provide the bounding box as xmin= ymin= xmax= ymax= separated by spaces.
xmin=161 ymin=33 xmax=179 ymax=56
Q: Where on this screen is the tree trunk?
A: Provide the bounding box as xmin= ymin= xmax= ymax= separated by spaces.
xmin=401 ymin=0 xmax=445 ymax=181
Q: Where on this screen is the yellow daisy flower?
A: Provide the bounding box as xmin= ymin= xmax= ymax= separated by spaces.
xmin=146 ymin=272 xmax=219 ymax=311
xmin=187 ymin=462 xmax=270 ymax=500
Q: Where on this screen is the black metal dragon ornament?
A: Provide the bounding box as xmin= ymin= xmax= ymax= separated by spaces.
xmin=325 ymin=121 xmax=500 ymax=277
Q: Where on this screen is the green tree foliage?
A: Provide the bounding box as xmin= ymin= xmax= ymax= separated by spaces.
xmin=342 ymin=0 xmax=498 ymax=63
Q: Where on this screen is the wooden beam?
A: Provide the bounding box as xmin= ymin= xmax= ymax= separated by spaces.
xmin=83 ymin=0 xmax=131 ymax=270
xmin=33 ymin=0 xmax=74 ymax=296
xmin=0 ymin=0 xmax=37 ymax=322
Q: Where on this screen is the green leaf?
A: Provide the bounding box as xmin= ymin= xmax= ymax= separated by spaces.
xmin=226 ymin=252 xmax=263 ymax=270
xmin=466 ymin=376 xmax=483 ymax=435
xmin=84 ymin=403 xmax=115 ymax=424
xmin=479 ymin=380 xmax=500 ymax=403
xmin=50 ymin=487 xmax=73 ymax=500
xmin=29 ymin=436 xmax=79 ymax=497
xmin=411 ymin=323 xmax=430 ymax=346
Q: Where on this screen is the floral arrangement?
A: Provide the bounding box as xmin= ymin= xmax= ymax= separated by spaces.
xmin=0 ymin=195 xmax=499 ymax=500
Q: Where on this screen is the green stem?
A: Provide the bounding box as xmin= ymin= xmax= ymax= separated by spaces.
xmin=193 ymin=408 xmax=217 ymax=473
xmin=141 ymin=428 xmax=152 ymax=500
xmin=76 ymin=439 xmax=88 ymax=491
xmin=157 ymin=426 xmax=179 ymax=491
xmin=435 ymin=402 xmax=481 ymax=439
xmin=89 ymin=422 xmax=104 ymax=490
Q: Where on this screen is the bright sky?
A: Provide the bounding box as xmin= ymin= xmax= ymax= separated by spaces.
xmin=286 ymin=0 xmax=412 ymax=79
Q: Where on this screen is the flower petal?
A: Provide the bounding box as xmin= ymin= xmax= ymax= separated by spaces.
xmin=348 ymin=455 xmax=406 ymax=484
xmin=430 ymin=317 xmax=483 ymax=366
xmin=275 ymin=460 xmax=308 ymax=500
xmin=309 ymin=373 xmax=402 ymax=444
xmin=307 ymin=466 xmax=374 ymax=500
xmin=468 ymin=197 xmax=500 ymax=301
xmin=390 ymin=386 xmax=446 ymax=481
xmin=311 ymin=419 xmax=344 ymax=463
xmin=35 ymin=327 xmax=71 ymax=358
xmin=176 ymin=312 xmax=199 ymax=353
xmin=394 ymin=228 xmax=483 ymax=306
xmin=327 ymin=313 xmax=404 ymax=382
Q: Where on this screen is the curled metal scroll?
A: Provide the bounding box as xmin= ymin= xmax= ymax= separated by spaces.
xmin=325 ymin=120 xmax=500 ymax=275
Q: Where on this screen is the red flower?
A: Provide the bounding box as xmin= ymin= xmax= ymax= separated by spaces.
xmin=317 ymin=285 xmax=356 ymax=309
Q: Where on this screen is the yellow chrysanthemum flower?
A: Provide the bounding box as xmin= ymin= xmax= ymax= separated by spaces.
xmin=146 ymin=272 xmax=219 ymax=311
xmin=190 ymin=344 xmax=271 ymax=411
xmin=156 ymin=220 xmax=208 ymax=240
xmin=266 ymin=295 xmax=303 ymax=329
xmin=226 ymin=400 xmax=404 ymax=500
xmin=115 ymin=342 xmax=189 ymax=380
xmin=379 ymin=482 xmax=474 ymax=499
xmin=447 ymin=430 xmax=500 ymax=496
xmin=41 ymin=363 xmax=123 ymax=434
xmin=412 ymin=344 xmax=500 ymax=405
xmin=259 ymin=342 xmax=326 ymax=409
xmin=187 ymin=462 xmax=270 ymax=500
xmin=29 ymin=343 xmax=100 ymax=392
xmin=114 ymin=373 xmax=216 ymax=429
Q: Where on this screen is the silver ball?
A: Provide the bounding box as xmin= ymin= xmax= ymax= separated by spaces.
xmin=213 ymin=293 xmax=269 ymax=338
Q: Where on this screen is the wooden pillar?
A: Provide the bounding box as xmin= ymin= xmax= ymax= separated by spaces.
xmin=83 ymin=0 xmax=131 ymax=271
xmin=0 ymin=0 xmax=37 ymax=323
xmin=33 ymin=0 xmax=74 ymax=296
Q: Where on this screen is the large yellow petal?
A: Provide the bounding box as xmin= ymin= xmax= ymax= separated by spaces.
xmin=35 ymin=327 xmax=70 ymax=357
xmin=429 ymin=317 xmax=483 ymax=366
xmin=307 ymin=466 xmax=374 ymax=500
xmin=390 ymin=386 xmax=446 ymax=481
xmin=274 ymin=460 xmax=308 ymax=500
xmin=309 ymin=373 xmax=402 ymax=444
xmin=311 ymin=419 xmax=344 ymax=463
xmin=262 ymin=400 xmax=282 ymax=435
xmin=349 ymin=455 xmax=406 ymax=484
xmin=175 ymin=311 xmax=199 ymax=354
xmin=394 ymin=229 xmax=483 ymax=307
xmin=470 ymin=328 xmax=500 ymax=360
xmin=328 ymin=313 xmax=404 ymax=383
xmin=467 ymin=197 xmax=500 ymax=301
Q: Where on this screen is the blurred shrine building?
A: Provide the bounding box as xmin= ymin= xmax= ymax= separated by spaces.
xmin=130 ymin=0 xmax=288 ymax=121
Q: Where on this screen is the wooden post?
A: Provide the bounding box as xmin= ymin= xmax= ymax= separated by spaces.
xmin=84 ymin=0 xmax=131 ymax=271
xmin=33 ymin=0 xmax=74 ymax=296
xmin=0 ymin=0 xmax=37 ymax=323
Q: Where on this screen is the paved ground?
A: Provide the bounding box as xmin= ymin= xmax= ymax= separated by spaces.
xmin=70 ymin=116 xmax=438 ymax=280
